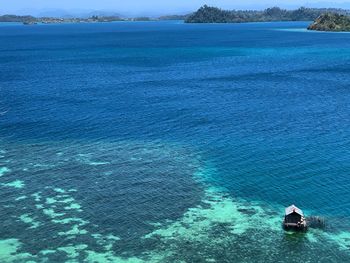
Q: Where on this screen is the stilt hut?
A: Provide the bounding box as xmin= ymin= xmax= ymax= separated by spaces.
xmin=283 ymin=204 xmax=307 ymax=231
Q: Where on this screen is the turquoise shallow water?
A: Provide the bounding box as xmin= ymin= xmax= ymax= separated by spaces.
xmin=0 ymin=21 xmax=350 ymax=262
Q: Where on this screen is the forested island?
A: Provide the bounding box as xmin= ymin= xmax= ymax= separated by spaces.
xmin=308 ymin=13 xmax=350 ymax=31
xmin=185 ymin=5 xmax=350 ymax=23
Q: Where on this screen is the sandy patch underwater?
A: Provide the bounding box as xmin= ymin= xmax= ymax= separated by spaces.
xmin=0 ymin=139 xmax=204 ymax=262
xmin=0 ymin=139 xmax=349 ymax=262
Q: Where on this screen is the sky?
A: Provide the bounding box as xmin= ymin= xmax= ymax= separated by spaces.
xmin=2 ymin=0 xmax=350 ymax=16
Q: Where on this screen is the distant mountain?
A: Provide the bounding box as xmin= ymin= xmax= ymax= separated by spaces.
xmin=2 ymin=8 xmax=123 ymax=19
xmin=83 ymin=11 xmax=122 ymax=18
xmin=185 ymin=5 xmax=350 ymax=23
xmin=35 ymin=9 xmax=76 ymax=18
xmin=308 ymin=13 xmax=350 ymax=31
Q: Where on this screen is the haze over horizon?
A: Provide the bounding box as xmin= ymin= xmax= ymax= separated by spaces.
xmin=2 ymin=0 xmax=350 ymax=17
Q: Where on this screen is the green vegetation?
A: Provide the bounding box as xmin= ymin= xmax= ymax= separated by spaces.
xmin=158 ymin=15 xmax=190 ymax=20
xmin=132 ymin=17 xmax=153 ymax=21
xmin=0 ymin=15 xmax=37 ymax=23
xmin=308 ymin=13 xmax=350 ymax=31
xmin=185 ymin=5 xmax=350 ymax=23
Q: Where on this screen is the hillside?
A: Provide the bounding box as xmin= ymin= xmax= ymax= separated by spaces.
xmin=185 ymin=5 xmax=350 ymax=23
xmin=308 ymin=13 xmax=350 ymax=31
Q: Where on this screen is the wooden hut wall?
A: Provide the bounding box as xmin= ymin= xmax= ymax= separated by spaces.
xmin=285 ymin=213 xmax=301 ymax=223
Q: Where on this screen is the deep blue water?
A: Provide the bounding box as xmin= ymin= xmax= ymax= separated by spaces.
xmin=0 ymin=21 xmax=350 ymax=262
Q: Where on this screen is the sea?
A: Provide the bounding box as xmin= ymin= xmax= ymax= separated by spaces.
xmin=0 ymin=20 xmax=349 ymax=262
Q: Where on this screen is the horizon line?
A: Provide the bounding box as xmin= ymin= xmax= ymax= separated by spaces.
xmin=1 ymin=5 xmax=350 ymax=18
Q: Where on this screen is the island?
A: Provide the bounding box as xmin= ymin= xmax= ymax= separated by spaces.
xmin=0 ymin=15 xmax=37 ymax=23
xmin=0 ymin=13 xmax=190 ymax=25
xmin=0 ymin=15 xmax=125 ymax=24
xmin=0 ymin=15 xmax=182 ymax=25
xmin=308 ymin=13 xmax=350 ymax=31
xmin=158 ymin=15 xmax=189 ymax=20
xmin=185 ymin=5 xmax=350 ymax=23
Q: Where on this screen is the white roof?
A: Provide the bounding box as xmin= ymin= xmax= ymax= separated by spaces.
xmin=285 ymin=205 xmax=304 ymax=216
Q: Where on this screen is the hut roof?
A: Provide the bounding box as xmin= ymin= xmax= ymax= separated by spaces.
xmin=285 ymin=205 xmax=304 ymax=216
